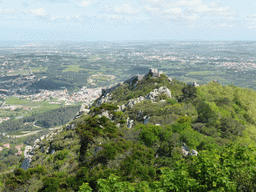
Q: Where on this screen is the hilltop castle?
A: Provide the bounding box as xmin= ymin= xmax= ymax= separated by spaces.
xmin=101 ymin=68 xmax=163 ymax=97
xmin=101 ymin=68 xmax=199 ymax=97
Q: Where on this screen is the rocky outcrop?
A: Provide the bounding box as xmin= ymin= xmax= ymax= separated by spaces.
xmin=98 ymin=68 xmax=170 ymax=106
xmin=125 ymin=96 xmax=145 ymax=109
xmin=21 ymin=146 xmax=33 ymax=171
xmin=190 ymin=149 xmax=198 ymax=156
xmin=143 ymin=116 xmax=150 ymax=124
xmin=127 ymin=117 xmax=134 ymax=129
xmin=73 ymin=103 xmax=90 ymax=120
xmin=66 ymin=123 xmax=76 ymax=130
xmin=95 ymin=93 xmax=112 ymax=107
xmin=145 ymin=86 xmax=172 ymax=100
xmin=181 ymin=143 xmax=198 ymax=157
xmin=98 ymin=110 xmax=113 ymax=120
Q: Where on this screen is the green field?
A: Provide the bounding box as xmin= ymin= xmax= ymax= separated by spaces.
xmin=187 ymin=71 xmax=226 ymax=76
xmin=30 ymin=67 xmax=48 ymax=73
xmin=62 ymin=65 xmax=81 ymax=72
xmin=1 ymin=97 xmax=63 ymax=118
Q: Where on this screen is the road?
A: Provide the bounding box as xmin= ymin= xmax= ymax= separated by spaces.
xmin=4 ymin=121 xmax=63 ymax=138
xmin=5 ymin=130 xmax=42 ymax=138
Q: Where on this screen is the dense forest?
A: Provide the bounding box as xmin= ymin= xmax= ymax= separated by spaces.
xmin=2 ymin=72 xmax=256 ymax=191
xmin=0 ymin=105 xmax=80 ymax=133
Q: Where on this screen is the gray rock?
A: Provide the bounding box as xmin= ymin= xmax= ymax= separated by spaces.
xmin=66 ymin=124 xmax=76 ymax=130
xmin=137 ymin=110 xmax=143 ymax=118
xmin=40 ymin=135 xmax=45 ymax=141
xmin=120 ymin=104 xmax=126 ymax=111
xmin=51 ymin=149 xmax=55 ymax=155
xmin=181 ymin=143 xmax=190 ymax=156
xmin=34 ymin=139 xmax=40 ymax=144
xmin=80 ymin=103 xmax=88 ymax=111
xmin=145 ymin=86 xmax=172 ymax=101
xmin=21 ymin=157 xmax=32 ymax=171
xmin=101 ymin=110 xmax=110 ymax=119
xmin=193 ymin=82 xmax=200 ymax=87
xmin=76 ymin=104 xmax=90 ymax=117
xmin=158 ymin=86 xmax=172 ymax=98
xmin=181 ymin=143 xmax=198 ymax=156
xmin=127 ymin=117 xmax=134 ymax=129
xmin=190 ymin=149 xmax=198 ymax=156
xmin=21 ymin=146 xmax=33 ymax=171
xmin=96 ymin=93 xmax=112 ymax=106
xmin=143 ymin=116 xmax=150 ymax=124
xmin=126 ymin=100 xmax=135 ymax=108
xmin=145 ymin=90 xmax=158 ymax=100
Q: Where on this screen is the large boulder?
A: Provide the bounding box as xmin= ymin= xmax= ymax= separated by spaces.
xmin=158 ymin=86 xmax=172 ymax=98
xmin=21 ymin=146 xmax=33 ymax=171
xmin=127 ymin=117 xmax=134 ymax=129
xmin=96 ymin=93 xmax=112 ymax=106
xmin=99 ymin=110 xmax=113 ymax=120
xmin=66 ymin=124 xmax=76 ymax=130
xmin=145 ymin=86 xmax=172 ymax=101
xmin=143 ymin=116 xmax=150 ymax=124
xmin=181 ymin=144 xmax=190 ymax=156
xmin=181 ymin=143 xmax=198 ymax=157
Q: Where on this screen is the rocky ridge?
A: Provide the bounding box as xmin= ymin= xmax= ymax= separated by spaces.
xmin=21 ymin=68 xmax=198 ymax=171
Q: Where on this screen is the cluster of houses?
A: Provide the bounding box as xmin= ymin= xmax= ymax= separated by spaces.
xmin=19 ymin=87 xmax=102 ymax=105
xmin=0 ymin=143 xmax=23 ymax=156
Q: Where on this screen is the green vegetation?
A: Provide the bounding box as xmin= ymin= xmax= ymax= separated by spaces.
xmin=0 ymin=105 xmax=80 ymax=133
xmin=0 ymin=97 xmax=63 ymax=119
xmin=3 ymin=74 xmax=256 ymax=191
xmin=62 ymin=65 xmax=81 ymax=73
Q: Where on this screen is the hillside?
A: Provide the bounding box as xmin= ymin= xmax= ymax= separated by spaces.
xmin=2 ymin=68 xmax=256 ymax=191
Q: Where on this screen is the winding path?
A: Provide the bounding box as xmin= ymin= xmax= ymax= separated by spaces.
xmin=4 ymin=121 xmax=63 ymax=138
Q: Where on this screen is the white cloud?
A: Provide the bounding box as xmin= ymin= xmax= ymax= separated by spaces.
xmin=30 ymin=8 xmax=48 ymax=17
xmin=175 ymin=0 xmax=202 ymax=7
xmin=164 ymin=8 xmax=183 ymax=14
xmin=78 ymin=0 xmax=93 ymax=7
xmin=246 ymin=14 xmax=256 ymax=21
xmin=145 ymin=5 xmax=159 ymax=12
xmin=143 ymin=0 xmax=236 ymax=22
xmin=184 ymin=13 xmax=199 ymax=21
xmin=114 ymin=4 xmax=140 ymax=14
xmin=144 ymin=0 xmax=202 ymax=8
xmin=194 ymin=5 xmax=210 ymax=13
xmin=245 ymin=14 xmax=256 ymax=29
xmin=209 ymin=1 xmax=219 ymax=8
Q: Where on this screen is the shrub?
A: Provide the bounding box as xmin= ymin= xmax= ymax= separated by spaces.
xmin=166 ymin=98 xmax=178 ymax=105
xmin=39 ymin=177 xmax=60 ymax=192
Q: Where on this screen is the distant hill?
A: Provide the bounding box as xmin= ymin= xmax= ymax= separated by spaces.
xmin=28 ymin=79 xmax=73 ymax=91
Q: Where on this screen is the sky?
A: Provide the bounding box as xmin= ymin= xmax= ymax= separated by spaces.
xmin=1 ymin=0 xmax=256 ymax=42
